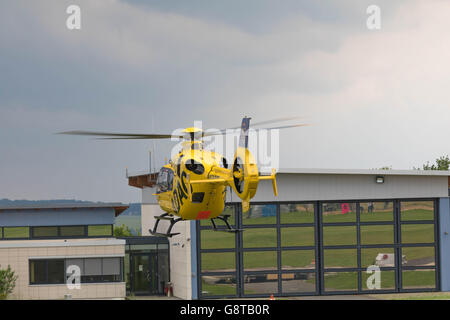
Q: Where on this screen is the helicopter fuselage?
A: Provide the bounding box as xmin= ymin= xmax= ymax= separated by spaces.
xmin=155 ymin=141 xmax=228 ymax=221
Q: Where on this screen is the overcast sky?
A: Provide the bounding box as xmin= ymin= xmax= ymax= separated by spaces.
xmin=1 ymin=0 xmax=449 ymax=203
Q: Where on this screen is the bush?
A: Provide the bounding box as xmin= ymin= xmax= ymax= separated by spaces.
xmin=114 ymin=224 xmax=134 ymax=237
xmin=0 ymin=265 xmax=18 ymax=300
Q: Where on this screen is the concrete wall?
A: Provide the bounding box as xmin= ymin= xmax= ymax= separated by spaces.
xmin=0 ymin=238 xmax=126 ymax=300
xmin=0 ymin=208 xmax=115 ymax=227
xmin=141 ymin=203 xmax=194 ymax=300
xmin=440 ymin=197 xmax=450 ymax=291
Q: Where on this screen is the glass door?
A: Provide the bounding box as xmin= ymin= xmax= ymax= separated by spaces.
xmin=131 ymin=253 xmax=158 ymax=295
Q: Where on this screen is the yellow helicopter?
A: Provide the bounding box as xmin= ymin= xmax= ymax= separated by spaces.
xmin=60 ymin=117 xmax=306 ymax=237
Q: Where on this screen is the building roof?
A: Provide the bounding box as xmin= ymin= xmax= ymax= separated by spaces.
xmin=127 ymin=168 xmax=450 ymax=179
xmin=0 ymin=203 xmax=129 ymax=217
xmin=277 ymin=168 xmax=450 ymax=176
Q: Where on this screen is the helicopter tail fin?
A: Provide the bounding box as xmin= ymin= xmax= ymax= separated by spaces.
xmin=230 ymin=118 xmax=278 ymax=212
xmin=238 ymin=117 xmax=251 ymax=148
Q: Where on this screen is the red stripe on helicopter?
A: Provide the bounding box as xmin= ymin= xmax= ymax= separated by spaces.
xmin=196 ymin=211 xmax=211 ymax=220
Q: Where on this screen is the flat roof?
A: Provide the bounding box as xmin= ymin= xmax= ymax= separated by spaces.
xmin=127 ymin=168 xmax=450 ymax=178
xmin=277 ymin=168 xmax=450 ymax=176
xmin=0 ymin=203 xmax=129 ymax=217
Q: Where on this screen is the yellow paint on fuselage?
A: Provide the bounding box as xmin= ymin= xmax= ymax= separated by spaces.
xmin=156 ymin=141 xmax=228 ymax=221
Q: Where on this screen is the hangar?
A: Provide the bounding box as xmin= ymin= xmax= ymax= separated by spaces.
xmin=129 ymin=168 xmax=450 ymax=299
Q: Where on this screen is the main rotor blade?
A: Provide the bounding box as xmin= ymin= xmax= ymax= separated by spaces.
xmin=202 ymin=116 xmax=304 ymax=137
xmin=256 ymin=123 xmax=310 ymax=131
xmin=57 ymin=130 xmax=183 ymax=139
xmin=248 ymin=116 xmax=304 ymax=128
xmin=202 ymin=122 xmax=309 ymax=137
xmin=223 ymin=116 xmax=303 ymax=131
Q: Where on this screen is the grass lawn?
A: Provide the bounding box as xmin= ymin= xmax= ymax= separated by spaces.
xmin=371 ymin=292 xmax=450 ymax=300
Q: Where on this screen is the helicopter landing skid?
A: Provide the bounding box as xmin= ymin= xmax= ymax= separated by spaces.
xmin=149 ymin=213 xmax=183 ymax=238
xmin=210 ymin=214 xmax=242 ymax=233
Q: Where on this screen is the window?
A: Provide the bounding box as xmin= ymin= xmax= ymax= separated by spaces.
xmin=201 ymin=252 xmax=236 ymax=273
xmin=60 ymin=226 xmax=85 ymax=237
xmin=243 ymin=274 xmax=278 ymax=295
xmin=243 ymin=251 xmax=277 ymax=271
xmin=280 ymin=203 xmax=314 ymax=224
xmin=243 ymin=204 xmax=276 ymax=225
xmin=80 ymin=258 xmax=122 ymax=283
xmin=185 ymin=159 xmax=204 ymax=175
xmin=198 ymin=199 xmax=439 ymax=298
xmin=29 ymin=259 xmax=65 ymax=285
xmin=30 ymin=258 xmax=123 ymax=285
xmin=281 ymin=227 xmax=315 ymax=247
xmin=242 ymin=228 xmax=277 ymax=248
xmin=360 ymin=201 xmax=393 ymax=222
xmin=282 ymin=272 xmax=316 ymax=294
xmin=0 ymin=225 xmax=113 ymax=240
xmin=88 ymin=225 xmax=112 ymax=237
xmin=33 ymin=226 xmax=58 ymax=238
xmin=201 ymin=275 xmax=237 ymax=297
xmin=401 ymin=201 xmax=434 ymax=221
xmin=322 ymin=202 xmax=356 ymax=223
xmin=3 ymin=227 xmax=29 ymax=239
xmin=156 ymin=167 xmax=175 ymax=192
xmin=324 ymin=272 xmax=358 ymax=292
xmin=360 ymin=225 xmax=394 ymax=245
xmin=29 ymin=260 xmax=48 ymax=284
xmin=281 ymin=250 xmax=315 ymax=270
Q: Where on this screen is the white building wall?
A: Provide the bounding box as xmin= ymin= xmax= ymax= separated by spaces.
xmin=0 ymin=239 xmax=126 ymax=300
xmin=141 ymin=200 xmax=193 ymax=300
xmin=227 ymin=173 xmax=449 ymax=203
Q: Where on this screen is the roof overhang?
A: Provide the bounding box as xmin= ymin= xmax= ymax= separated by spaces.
xmin=277 ymin=168 xmax=450 ymax=177
xmin=0 ymin=203 xmax=129 ymax=217
xmin=128 ymin=172 xmax=158 ymax=189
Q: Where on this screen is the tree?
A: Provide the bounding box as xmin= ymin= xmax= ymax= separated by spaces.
xmin=0 ymin=265 xmax=18 ymax=300
xmin=113 ymin=224 xmax=134 ymax=237
xmin=422 ymin=155 xmax=450 ymax=171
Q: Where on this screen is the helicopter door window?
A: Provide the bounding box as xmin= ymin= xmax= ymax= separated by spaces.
xmin=167 ymin=169 xmax=174 ymax=191
xmin=156 ymin=168 xmax=174 ymax=193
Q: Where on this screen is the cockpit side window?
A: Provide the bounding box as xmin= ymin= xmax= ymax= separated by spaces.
xmin=185 ymin=159 xmax=205 ymax=175
xmin=156 ymin=168 xmax=174 ymax=193
xmin=167 ymin=169 xmax=174 ymax=191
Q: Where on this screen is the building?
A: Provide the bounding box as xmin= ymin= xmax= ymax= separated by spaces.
xmin=129 ymin=168 xmax=450 ymax=299
xmin=120 ymin=236 xmax=169 ymax=296
xmin=0 ymin=203 xmax=128 ymax=300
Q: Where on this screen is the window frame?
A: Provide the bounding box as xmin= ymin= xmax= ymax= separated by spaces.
xmin=29 ymin=257 xmax=124 ymax=285
xmin=0 ymin=224 xmax=114 ymax=241
xmin=196 ymin=198 xmax=440 ymax=299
